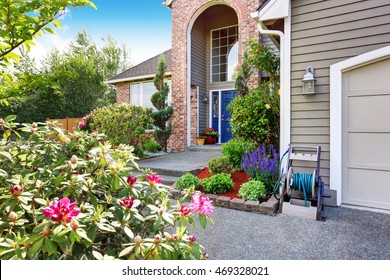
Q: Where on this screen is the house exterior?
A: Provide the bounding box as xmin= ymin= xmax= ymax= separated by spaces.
xmin=109 ymin=0 xmax=265 ymax=151
xmin=109 ymin=0 xmax=390 ymax=211
xmin=107 ymin=49 xmax=172 ymax=108
xmin=252 ymin=0 xmax=390 ymax=211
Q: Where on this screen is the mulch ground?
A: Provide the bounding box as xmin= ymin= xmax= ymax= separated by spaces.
xmin=196 ymin=168 xmax=249 ymax=199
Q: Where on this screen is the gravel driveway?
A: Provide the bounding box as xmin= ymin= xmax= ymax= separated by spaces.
xmin=190 ymin=206 xmax=390 ymax=260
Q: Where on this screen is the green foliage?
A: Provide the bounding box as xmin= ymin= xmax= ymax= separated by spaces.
xmin=151 ymin=55 xmax=173 ymax=152
xmin=202 ymin=173 xmax=233 ymax=194
xmin=1 ymin=31 xmax=132 ymax=122
xmin=234 ymin=50 xmax=253 ymax=96
xmin=0 ymin=0 xmax=96 ymax=67
xmin=231 ymin=39 xmax=280 ymax=147
xmin=142 ymin=137 xmax=162 ymax=153
xmin=175 ymin=173 xmax=200 ymax=191
xmin=221 ymin=139 xmax=252 ymax=169
xmin=208 ymin=156 xmax=235 ymax=175
xmin=86 ymin=104 xmax=153 ymax=156
xmin=0 ymin=73 xmax=65 ymax=123
xmin=0 ymin=116 xmax=212 ymax=260
xmin=238 ymin=180 xmax=267 ymax=201
xmin=229 ymin=87 xmax=279 ymax=145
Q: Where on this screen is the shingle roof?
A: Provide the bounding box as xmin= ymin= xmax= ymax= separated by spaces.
xmin=107 ymin=49 xmax=171 ymax=83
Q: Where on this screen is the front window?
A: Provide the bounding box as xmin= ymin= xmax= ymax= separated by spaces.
xmin=211 ymin=25 xmax=238 ymax=83
xmin=130 ymin=80 xmax=172 ymax=110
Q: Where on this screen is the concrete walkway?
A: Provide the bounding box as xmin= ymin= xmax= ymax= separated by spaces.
xmin=136 ymin=146 xmax=222 ymax=184
xmin=189 ymin=206 xmax=390 ymax=260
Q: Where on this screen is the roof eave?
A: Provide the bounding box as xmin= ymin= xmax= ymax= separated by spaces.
xmin=162 ymin=0 xmax=173 ymax=9
xmin=107 ymin=72 xmax=172 ymax=84
xmin=253 ymin=0 xmax=289 ymax=22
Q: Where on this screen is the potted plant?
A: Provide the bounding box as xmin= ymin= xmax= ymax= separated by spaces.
xmin=197 ymin=135 xmax=207 ymax=145
xmin=201 ymin=128 xmax=219 ymax=144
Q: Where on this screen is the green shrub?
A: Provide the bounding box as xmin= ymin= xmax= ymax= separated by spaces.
xmin=0 ymin=116 xmax=213 ymax=260
xmin=238 ymin=180 xmax=267 ymax=201
xmin=175 ymin=173 xmax=200 ymax=190
xmin=202 ymin=173 xmax=233 ymax=194
xmin=86 ymin=103 xmax=153 ymax=156
xmin=228 ymin=87 xmax=279 ymax=146
xmin=208 ymin=156 xmax=235 ymax=175
xmin=142 ymin=137 xmax=162 ymax=153
xmin=221 ymin=139 xmax=253 ymax=168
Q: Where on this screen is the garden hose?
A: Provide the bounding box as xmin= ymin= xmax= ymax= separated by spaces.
xmin=290 ymin=173 xmax=313 ymax=207
xmin=271 ymin=149 xmax=289 ymax=199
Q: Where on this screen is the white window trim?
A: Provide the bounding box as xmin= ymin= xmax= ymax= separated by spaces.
xmin=209 ymin=24 xmax=239 ymax=84
xmin=129 ymin=79 xmax=172 ymax=108
xmin=329 ymin=45 xmax=390 ymax=206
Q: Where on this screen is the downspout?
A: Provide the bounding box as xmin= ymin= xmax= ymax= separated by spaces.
xmin=251 ymin=13 xmax=288 ymax=154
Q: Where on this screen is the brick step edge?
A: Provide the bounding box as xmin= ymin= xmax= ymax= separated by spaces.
xmin=169 ymin=189 xmax=279 ymax=215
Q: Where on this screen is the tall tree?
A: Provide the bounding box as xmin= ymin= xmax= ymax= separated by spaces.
xmin=151 ymin=55 xmax=173 ymax=152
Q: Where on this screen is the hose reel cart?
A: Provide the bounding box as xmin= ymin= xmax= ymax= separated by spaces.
xmin=278 ymin=145 xmax=329 ymax=221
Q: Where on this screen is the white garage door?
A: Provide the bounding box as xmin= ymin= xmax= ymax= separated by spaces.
xmin=342 ymin=58 xmax=390 ymax=210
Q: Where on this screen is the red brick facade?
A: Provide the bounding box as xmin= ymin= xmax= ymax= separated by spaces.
xmin=169 ymin=0 xmax=262 ymax=152
xmin=115 ymin=82 xmax=130 ymax=104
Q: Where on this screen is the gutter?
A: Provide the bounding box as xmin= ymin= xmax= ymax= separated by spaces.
xmin=106 ymin=72 xmax=172 ymax=84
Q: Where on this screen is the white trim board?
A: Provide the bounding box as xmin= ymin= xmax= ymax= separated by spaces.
xmin=106 ymin=72 xmax=172 ymax=84
xmin=330 ymin=45 xmax=390 ymax=206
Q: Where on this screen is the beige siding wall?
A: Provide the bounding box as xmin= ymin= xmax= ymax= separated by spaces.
xmin=191 ymin=19 xmax=208 ymax=132
xmin=291 ymin=0 xmax=390 ymax=186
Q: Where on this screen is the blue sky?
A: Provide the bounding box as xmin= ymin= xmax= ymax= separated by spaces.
xmin=31 ymin=0 xmax=172 ymax=65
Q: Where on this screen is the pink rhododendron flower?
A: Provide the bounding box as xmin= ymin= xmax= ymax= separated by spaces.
xmin=179 ymin=205 xmax=191 ymax=217
xmin=146 ymin=174 xmax=163 ymax=186
xmin=42 ymin=198 xmax=80 ymax=223
xmin=126 ymin=176 xmax=137 ymax=187
xmin=78 ymin=122 xmax=86 ymax=128
xmin=119 ymin=197 xmax=135 ymax=210
xmin=188 ymin=235 xmax=196 ymax=245
xmin=9 ymin=185 xmax=24 ymax=197
xmin=189 ymin=194 xmax=214 ymax=216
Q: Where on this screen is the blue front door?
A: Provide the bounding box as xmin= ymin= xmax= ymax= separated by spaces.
xmin=221 ymin=90 xmax=237 ymax=143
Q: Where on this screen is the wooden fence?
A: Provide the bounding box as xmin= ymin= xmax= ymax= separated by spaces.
xmin=47 ymin=117 xmax=83 ymax=134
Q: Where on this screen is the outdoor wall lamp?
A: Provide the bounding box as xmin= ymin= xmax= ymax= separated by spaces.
xmin=302 ymin=66 xmax=316 ymax=95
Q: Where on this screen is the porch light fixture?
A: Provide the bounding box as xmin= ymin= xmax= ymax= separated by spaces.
xmin=302 ymin=66 xmax=316 ymax=95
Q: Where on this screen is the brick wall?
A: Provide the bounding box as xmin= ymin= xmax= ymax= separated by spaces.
xmin=115 ymin=82 xmax=130 ymax=104
xmin=169 ymin=0 xmax=262 ymax=152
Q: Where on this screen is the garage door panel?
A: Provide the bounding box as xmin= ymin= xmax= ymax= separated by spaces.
xmin=348 ymin=58 xmax=390 ymax=92
xmin=344 ymin=168 xmax=390 ymax=209
xmin=348 ymin=132 xmax=390 ymax=167
xmin=342 ymin=57 xmax=390 ymax=210
xmin=348 ymin=95 xmax=390 ymax=129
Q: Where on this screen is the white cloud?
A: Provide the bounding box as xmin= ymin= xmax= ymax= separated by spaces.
xmin=29 ymin=33 xmax=72 ymax=67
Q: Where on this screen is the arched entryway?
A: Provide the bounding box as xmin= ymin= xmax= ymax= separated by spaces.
xmin=188 ymin=4 xmax=239 ymax=145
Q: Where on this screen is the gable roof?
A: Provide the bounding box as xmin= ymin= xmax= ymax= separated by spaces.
xmin=107 ymin=49 xmax=172 ymax=84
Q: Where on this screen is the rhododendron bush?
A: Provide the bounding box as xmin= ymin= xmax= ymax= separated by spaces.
xmin=0 ymin=115 xmax=213 ymax=260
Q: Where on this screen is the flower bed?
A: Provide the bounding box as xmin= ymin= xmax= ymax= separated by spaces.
xmin=196 ymin=168 xmax=249 ymax=199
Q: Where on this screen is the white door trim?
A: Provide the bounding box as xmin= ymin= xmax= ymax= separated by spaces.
xmin=209 ymin=89 xmax=236 ymax=144
xmin=330 ymin=45 xmax=390 ymax=206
